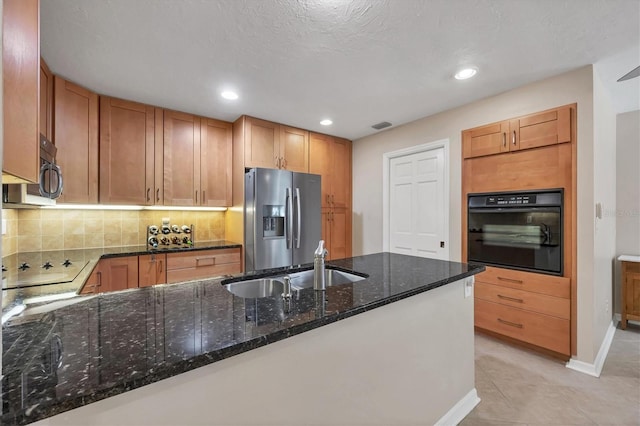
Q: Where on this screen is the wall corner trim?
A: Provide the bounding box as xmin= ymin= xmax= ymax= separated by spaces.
xmin=565 ymin=320 xmax=617 ymax=377
xmin=434 ymin=388 xmax=480 ymax=426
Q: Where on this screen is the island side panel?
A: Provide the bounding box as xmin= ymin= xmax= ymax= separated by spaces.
xmin=35 ymin=278 xmax=476 ymax=426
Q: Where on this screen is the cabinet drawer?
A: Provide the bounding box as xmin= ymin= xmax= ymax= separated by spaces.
xmin=476 ymin=266 xmax=569 ymax=298
xmin=167 ymin=248 xmax=240 ymax=270
xmin=166 ymin=248 xmax=241 ymax=283
xmin=475 ymin=298 xmax=570 ymax=355
xmin=475 ymin=282 xmax=569 ymax=319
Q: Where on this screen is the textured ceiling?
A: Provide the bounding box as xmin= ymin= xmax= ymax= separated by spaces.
xmin=40 ymin=0 xmax=640 ymax=140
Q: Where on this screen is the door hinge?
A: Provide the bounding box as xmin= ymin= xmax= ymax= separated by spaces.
xmin=440 ymin=241 xmax=445 ymax=248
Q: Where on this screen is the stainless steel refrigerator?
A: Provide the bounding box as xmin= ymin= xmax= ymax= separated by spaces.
xmin=244 ymin=168 xmax=322 ymax=272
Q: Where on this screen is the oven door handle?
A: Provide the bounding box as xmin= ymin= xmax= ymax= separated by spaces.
xmin=468 ymin=207 xmax=560 ymax=214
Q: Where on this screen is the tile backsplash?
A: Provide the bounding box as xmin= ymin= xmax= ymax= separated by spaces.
xmin=1 ymin=209 xmax=226 ymax=256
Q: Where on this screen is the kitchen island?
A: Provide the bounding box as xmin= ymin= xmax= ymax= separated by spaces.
xmin=2 ymin=253 xmax=484 ymax=425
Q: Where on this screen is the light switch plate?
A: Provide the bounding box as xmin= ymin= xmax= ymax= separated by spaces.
xmin=2 ymin=219 xmax=6 ymax=235
xmin=464 ymin=277 xmax=474 ymax=298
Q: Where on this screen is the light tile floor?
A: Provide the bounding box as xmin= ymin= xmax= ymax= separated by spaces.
xmin=461 ymin=323 xmax=640 ymax=425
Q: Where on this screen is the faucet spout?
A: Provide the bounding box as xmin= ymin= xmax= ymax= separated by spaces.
xmin=313 ymin=240 xmax=328 ymax=291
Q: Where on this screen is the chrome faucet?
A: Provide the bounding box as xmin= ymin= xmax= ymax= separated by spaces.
xmin=313 ymin=240 xmax=329 ymax=290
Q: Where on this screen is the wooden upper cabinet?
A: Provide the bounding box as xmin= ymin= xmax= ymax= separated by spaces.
xmin=309 ymin=133 xmax=352 ymax=209
xmin=515 ymin=106 xmax=572 ymax=150
xmin=40 ymin=58 xmax=53 ymax=141
xmin=462 ymin=105 xmax=574 ymax=159
xmin=462 ymin=121 xmax=509 ymax=159
xmin=100 ymin=97 xmax=159 ymax=204
xmin=243 ymin=116 xmax=309 ymax=171
xmin=54 ymin=77 xmax=99 ymax=203
xmin=280 ymin=125 xmax=309 ymax=172
xmin=244 ymin=116 xmax=280 ymax=169
xmin=164 ymin=110 xmax=200 ymax=206
xmin=2 ymin=0 xmax=40 ymax=184
xmin=200 ymin=118 xmax=232 ymax=206
xmin=331 ymin=137 xmax=351 ymax=209
xmin=309 ymin=133 xmax=332 ymax=208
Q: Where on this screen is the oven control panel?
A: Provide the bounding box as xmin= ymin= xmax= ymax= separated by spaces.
xmin=486 ymin=195 xmax=537 ymax=205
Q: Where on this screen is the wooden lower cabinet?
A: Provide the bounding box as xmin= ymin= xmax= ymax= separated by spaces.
xmin=166 ymin=248 xmax=241 ymax=283
xmin=81 ymin=249 xmax=241 ymax=294
xmin=322 ymin=209 xmax=349 ymax=261
xmin=474 ymin=266 xmax=570 ymax=356
xmin=81 ymin=256 xmax=139 ymax=294
xmin=621 ymin=260 xmax=640 ymax=329
xmin=139 ymin=254 xmax=167 ymax=287
xmin=475 ymin=298 xmax=570 ymax=355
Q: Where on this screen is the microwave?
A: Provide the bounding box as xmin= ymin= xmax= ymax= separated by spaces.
xmin=2 ymin=135 xmax=63 ymax=207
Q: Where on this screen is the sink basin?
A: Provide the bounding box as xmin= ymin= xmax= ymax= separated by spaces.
xmin=224 ymin=278 xmax=284 ymax=298
xmin=285 ymin=269 xmax=366 ymax=290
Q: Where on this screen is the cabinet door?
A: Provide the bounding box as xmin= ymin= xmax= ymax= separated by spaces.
xmin=516 ymin=106 xmax=572 ymax=150
xmin=2 ymin=0 xmax=40 ymax=183
xmin=139 ymin=254 xmax=167 ymax=287
xmin=100 ymin=97 xmax=156 ymax=204
xmin=164 ymin=110 xmax=200 ymax=206
xmin=328 ymin=209 xmax=348 ymax=261
xmin=200 ymin=118 xmax=232 ymax=206
xmin=462 ymin=121 xmax=510 ymax=159
xmin=321 ymin=210 xmax=332 ymax=259
xmin=309 ymin=133 xmax=333 ymax=208
xmin=331 ymin=138 xmax=351 ymax=209
xmin=103 ymin=256 xmax=139 ymax=292
xmin=280 ymin=126 xmax=309 ymax=172
xmin=80 ymin=264 xmax=102 ymax=294
xmin=54 ymin=77 xmax=99 ymax=203
xmin=244 ymin=117 xmax=280 ymax=169
xmin=39 ymin=58 xmax=53 ymax=141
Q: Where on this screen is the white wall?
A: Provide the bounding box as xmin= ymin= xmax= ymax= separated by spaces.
xmin=353 ymin=66 xmax=607 ymax=364
xmin=615 ymin=110 xmax=640 ymax=313
xmin=590 ymin=69 xmax=617 ymax=360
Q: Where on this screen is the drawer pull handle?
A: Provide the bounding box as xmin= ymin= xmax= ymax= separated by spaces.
xmin=497 ymin=294 xmax=524 ymax=303
xmin=497 ymin=276 xmax=523 ymax=284
xmin=196 ymin=257 xmax=215 ymax=267
xmin=497 ymin=318 xmax=523 ymax=329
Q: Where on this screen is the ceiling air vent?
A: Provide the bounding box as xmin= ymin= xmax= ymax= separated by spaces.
xmin=371 ymin=121 xmax=392 ymax=130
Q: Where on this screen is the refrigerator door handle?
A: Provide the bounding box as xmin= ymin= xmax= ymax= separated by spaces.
xmin=286 ymin=187 xmax=293 ymax=249
xmin=295 ymin=187 xmax=301 ymax=249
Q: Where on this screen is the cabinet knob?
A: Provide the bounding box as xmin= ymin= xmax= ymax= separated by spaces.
xmin=156 ymin=188 xmax=160 ymax=202
xmin=146 ymin=188 xmax=151 ymax=202
xmin=512 ymin=130 xmax=516 ymax=145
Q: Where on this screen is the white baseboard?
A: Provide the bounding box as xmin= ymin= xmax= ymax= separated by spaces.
xmin=565 ymin=320 xmax=616 ymax=377
xmin=435 ymin=388 xmax=480 ymax=426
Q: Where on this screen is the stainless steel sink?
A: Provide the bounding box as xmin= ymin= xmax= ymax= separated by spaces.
xmin=224 ymin=278 xmax=284 ymax=298
xmin=222 ymin=268 xmax=367 ymax=298
xmin=285 ymin=269 xmax=366 ymax=290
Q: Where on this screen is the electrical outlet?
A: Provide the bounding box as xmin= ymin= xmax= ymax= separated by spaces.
xmin=605 ymin=299 xmax=610 ymax=313
xmin=162 ymin=217 xmax=170 ymax=226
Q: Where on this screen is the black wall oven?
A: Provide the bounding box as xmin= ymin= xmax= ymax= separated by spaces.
xmin=467 ymin=189 xmax=563 ymax=276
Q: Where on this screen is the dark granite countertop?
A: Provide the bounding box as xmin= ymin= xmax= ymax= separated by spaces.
xmin=1 ymin=253 xmax=484 ymax=425
xmin=1 ymin=241 xmax=241 ymax=316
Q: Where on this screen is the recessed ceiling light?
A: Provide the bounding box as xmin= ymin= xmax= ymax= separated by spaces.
xmin=320 ymin=119 xmax=333 ymax=126
xmin=221 ymin=91 xmax=239 ymax=100
xmin=454 ymin=67 xmax=478 ymax=80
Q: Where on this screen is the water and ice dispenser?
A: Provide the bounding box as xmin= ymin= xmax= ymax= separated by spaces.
xmin=262 ymin=205 xmax=285 ymax=238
